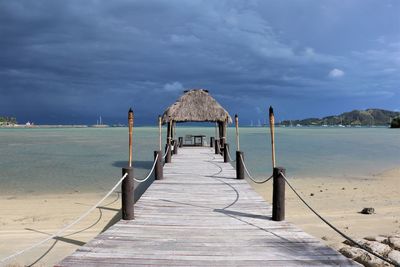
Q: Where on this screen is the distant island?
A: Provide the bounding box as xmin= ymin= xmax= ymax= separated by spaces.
xmin=281 ymin=109 xmax=400 ymax=127
xmin=0 ymin=116 xmax=17 ymax=126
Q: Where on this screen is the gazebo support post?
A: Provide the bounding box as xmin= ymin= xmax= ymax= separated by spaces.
xmin=167 ymin=121 xmax=172 ymax=146
xmin=172 ymin=121 xmax=176 ymax=140
xmin=221 ymin=121 xmax=226 ymax=154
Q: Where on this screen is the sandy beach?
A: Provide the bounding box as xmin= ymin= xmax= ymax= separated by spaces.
xmin=0 ymin=192 xmax=123 ymax=267
xmin=252 ymin=168 xmax=400 ymax=251
xmin=0 ymin=169 xmax=399 ymax=266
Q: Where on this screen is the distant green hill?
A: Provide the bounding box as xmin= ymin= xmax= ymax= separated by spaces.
xmin=281 ymin=109 xmax=399 ymax=127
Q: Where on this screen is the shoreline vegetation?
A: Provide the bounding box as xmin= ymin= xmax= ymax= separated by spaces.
xmin=391 ymin=117 xmax=400 ymax=128
xmin=0 ymin=124 xmax=126 ymax=128
xmin=0 ymin=116 xmax=17 ymax=126
xmin=281 ymin=108 xmax=400 ymax=127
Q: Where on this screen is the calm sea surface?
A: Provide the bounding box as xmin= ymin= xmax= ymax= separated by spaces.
xmin=1 ymin=127 xmax=399 ymax=194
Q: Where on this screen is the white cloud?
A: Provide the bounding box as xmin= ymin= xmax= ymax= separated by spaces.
xmin=163 ymin=81 xmax=184 ymax=92
xmin=328 ymin=68 xmax=344 ymax=78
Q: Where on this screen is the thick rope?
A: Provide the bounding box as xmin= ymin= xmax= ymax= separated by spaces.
xmin=162 ymin=145 xmax=169 ymax=159
xmin=0 ymin=173 xmax=128 ymax=265
xmin=133 ymin=154 xmax=158 ymax=183
xmin=226 ymin=148 xmax=235 ymax=162
xmin=280 ymin=172 xmax=398 ymax=266
xmin=240 ymin=154 xmax=273 ymax=184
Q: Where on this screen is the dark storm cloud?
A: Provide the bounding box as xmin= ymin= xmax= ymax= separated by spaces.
xmin=0 ymin=0 xmax=399 ymax=124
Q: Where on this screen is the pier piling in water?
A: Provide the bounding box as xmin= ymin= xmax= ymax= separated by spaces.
xmin=154 ymin=150 xmax=163 ymax=180
xmin=272 ymin=167 xmax=286 ymax=221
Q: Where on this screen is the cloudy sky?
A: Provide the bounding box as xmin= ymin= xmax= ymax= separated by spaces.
xmin=1 ymin=0 xmax=399 ymax=125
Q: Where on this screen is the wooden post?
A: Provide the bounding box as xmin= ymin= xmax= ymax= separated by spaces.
xmin=222 ymin=121 xmax=227 ymax=146
xmin=128 ymin=108 xmax=133 ymax=167
xmin=210 ymin=137 xmax=214 ymax=147
xmin=158 ymin=115 xmax=162 ymax=151
xmin=172 ymin=121 xmax=176 ymax=140
xmin=173 ymin=139 xmax=178 ymax=154
xmin=218 ymin=122 xmax=223 ymax=147
xmin=220 ymin=121 xmax=226 ymax=156
xmin=236 ymin=151 xmax=244 ymax=179
xmin=223 ymin=143 xmax=230 ymax=163
xmin=167 ymin=120 xmax=172 ymax=146
xmin=272 ymin=167 xmax=285 ymax=221
xmin=269 ymin=106 xmax=276 ymax=168
xmin=121 ymin=167 xmax=134 ymax=220
xmin=235 ymin=114 xmax=240 ymax=151
xmin=165 ymin=143 xmax=172 ymax=163
xmin=154 ymin=150 xmax=163 ymax=180
xmin=214 ymin=139 xmax=220 ymax=154
xmin=178 ymin=137 xmax=183 ymax=147
xmin=122 ymin=108 xmax=134 ymax=220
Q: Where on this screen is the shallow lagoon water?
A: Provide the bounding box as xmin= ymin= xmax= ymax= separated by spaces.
xmin=0 ymin=127 xmax=399 ymax=194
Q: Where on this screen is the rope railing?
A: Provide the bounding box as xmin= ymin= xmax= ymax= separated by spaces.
xmin=133 ymin=154 xmax=158 ymax=183
xmin=226 ymin=148 xmax=235 ymax=162
xmin=162 ymin=145 xmax=170 ymax=160
xmin=0 ymin=173 xmax=128 ymax=265
xmin=280 ymin=171 xmax=398 ymax=267
xmin=240 ymin=154 xmax=273 ymax=184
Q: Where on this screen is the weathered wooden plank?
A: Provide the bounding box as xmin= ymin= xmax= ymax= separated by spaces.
xmin=57 ymin=147 xmax=358 ymax=266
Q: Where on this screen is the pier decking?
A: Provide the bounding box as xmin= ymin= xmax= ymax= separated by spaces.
xmin=57 ymin=147 xmax=357 ymax=266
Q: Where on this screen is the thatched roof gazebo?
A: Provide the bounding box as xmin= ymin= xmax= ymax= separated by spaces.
xmin=162 ymin=89 xmax=232 ymax=124
xmin=161 ymin=89 xmax=231 ymax=147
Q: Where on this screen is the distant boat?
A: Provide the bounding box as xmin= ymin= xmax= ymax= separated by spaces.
xmin=338 ymin=117 xmax=345 ymax=127
xmin=25 ymin=121 xmax=34 ymax=127
xmin=91 ymin=116 xmax=109 ymax=128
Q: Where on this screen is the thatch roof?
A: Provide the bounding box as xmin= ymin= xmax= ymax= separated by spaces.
xmin=161 ymin=89 xmax=232 ymax=124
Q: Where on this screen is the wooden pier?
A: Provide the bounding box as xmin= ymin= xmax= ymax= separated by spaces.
xmin=57 ymin=147 xmax=357 ymax=266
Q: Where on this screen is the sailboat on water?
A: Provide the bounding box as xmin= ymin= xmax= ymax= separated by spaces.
xmin=91 ymin=115 xmax=109 ymax=128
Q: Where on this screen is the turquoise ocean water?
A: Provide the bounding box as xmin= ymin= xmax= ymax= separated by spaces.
xmin=0 ymin=127 xmax=399 ymax=194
